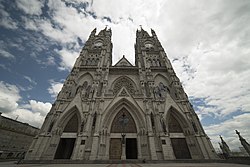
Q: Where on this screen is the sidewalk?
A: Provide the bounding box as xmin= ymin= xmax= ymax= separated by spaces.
xmin=0 ymin=161 xmax=249 ymax=167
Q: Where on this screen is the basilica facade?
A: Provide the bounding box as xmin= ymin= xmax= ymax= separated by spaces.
xmin=25 ymin=28 xmax=217 ymax=160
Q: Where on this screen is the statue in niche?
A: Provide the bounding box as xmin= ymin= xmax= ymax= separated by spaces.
xmin=101 ymin=127 xmax=108 ymax=135
xmin=192 ymin=121 xmax=198 ymax=133
xmin=76 ymin=85 xmax=82 ymax=94
xmin=154 ymin=82 xmax=169 ymax=99
xmin=55 ymin=126 xmax=63 ymax=136
xmin=145 ymin=82 xmax=151 ymax=97
xmin=157 ymin=59 xmax=161 ymax=66
xmin=160 ymin=114 xmax=167 ymax=134
xmin=81 ymin=81 xmax=90 ymax=99
xmin=80 ymin=121 xmax=85 ymax=132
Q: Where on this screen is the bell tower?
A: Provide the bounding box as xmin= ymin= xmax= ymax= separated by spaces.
xmin=73 ymin=27 xmax=112 ymax=69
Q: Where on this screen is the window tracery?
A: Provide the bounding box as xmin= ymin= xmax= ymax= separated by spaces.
xmin=82 ymin=54 xmax=100 ymax=66
xmin=146 ymin=54 xmax=162 ymax=67
xmin=113 ymin=77 xmax=135 ymax=95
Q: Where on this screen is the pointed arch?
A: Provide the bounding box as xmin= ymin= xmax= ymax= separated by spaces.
xmin=154 ymin=73 xmax=170 ymax=87
xmin=168 ymin=113 xmax=183 ymax=133
xmin=111 ymin=108 xmax=137 ymax=133
xmin=102 ymin=98 xmax=146 ymax=133
xmin=53 ymin=106 xmax=82 ymax=134
xmin=63 ymin=113 xmax=78 ymax=132
xmin=77 ymin=72 xmax=94 ymax=86
xmin=165 ymin=106 xmax=190 ymax=132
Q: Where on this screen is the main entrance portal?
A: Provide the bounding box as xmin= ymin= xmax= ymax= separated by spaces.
xmin=109 ymin=138 xmax=122 ymax=159
xmin=109 ymin=108 xmax=138 ymax=159
xmin=126 ymin=138 xmax=137 ymax=159
xmin=54 ymin=138 xmax=76 ymax=159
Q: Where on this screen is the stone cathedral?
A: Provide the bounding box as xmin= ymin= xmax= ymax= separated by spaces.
xmin=25 ymin=27 xmax=217 ymax=161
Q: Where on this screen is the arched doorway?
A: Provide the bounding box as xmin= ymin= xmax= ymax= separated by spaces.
xmin=168 ymin=111 xmax=191 ymax=159
xmin=54 ymin=113 xmax=78 ymax=159
xmin=109 ymin=108 xmax=138 ymax=159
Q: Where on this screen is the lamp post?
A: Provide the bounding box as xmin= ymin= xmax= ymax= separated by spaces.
xmin=119 ymin=112 xmax=129 ymax=160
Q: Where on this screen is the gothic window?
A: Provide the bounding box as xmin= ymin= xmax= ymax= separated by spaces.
xmin=63 ymin=113 xmax=78 ymax=132
xmin=150 ymin=112 xmax=155 ymax=128
xmin=111 ymin=108 xmax=137 ymax=133
xmin=147 ymin=54 xmax=163 ymax=67
xmin=92 ymin=112 xmax=97 ymax=127
xmin=168 ymin=113 xmax=183 ymax=133
xmin=113 ymin=77 xmax=135 ymax=95
xmin=83 ymin=55 xmax=100 ymax=66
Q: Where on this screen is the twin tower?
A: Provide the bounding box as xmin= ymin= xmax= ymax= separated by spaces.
xmin=25 ymin=27 xmax=217 ymax=160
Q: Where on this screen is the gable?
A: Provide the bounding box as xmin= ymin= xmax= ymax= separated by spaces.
xmin=114 ymin=55 xmax=133 ymax=67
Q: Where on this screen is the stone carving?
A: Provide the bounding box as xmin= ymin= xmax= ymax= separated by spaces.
xmin=154 ymin=82 xmax=169 ymax=99
xmin=81 ymin=81 xmax=92 ymax=99
xmin=97 ymin=82 xmax=103 ymax=97
xmin=119 ymin=89 xmax=128 ymax=97
xmin=145 ymin=82 xmax=151 ymax=97
xmin=160 ymin=114 xmax=167 ymax=134
xmin=84 ymin=55 xmax=100 ymax=66
xmin=80 ymin=121 xmax=85 ymax=132
xmin=147 ymin=55 xmax=161 ymax=67
xmin=101 ymin=127 xmax=108 ymax=136
xmin=192 ymin=121 xmax=198 ymax=133
xmin=113 ymin=77 xmax=135 ymax=95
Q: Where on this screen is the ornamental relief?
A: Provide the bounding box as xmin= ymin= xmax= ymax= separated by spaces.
xmin=113 ymin=77 xmax=135 ymax=95
xmin=154 ymin=82 xmax=169 ymax=100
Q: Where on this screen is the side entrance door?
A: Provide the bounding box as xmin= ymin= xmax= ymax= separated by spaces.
xmin=171 ymin=138 xmax=191 ymax=159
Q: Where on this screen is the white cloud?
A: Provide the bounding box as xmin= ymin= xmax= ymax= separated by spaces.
xmin=24 ymin=75 xmax=37 ymax=85
xmin=27 ymin=100 xmax=51 ymax=116
xmin=0 ymin=81 xmax=20 ymax=113
xmin=0 ymin=49 xmax=15 ymax=59
xmin=5 ymin=108 xmax=46 ymax=128
xmin=0 ymin=81 xmax=51 ymax=128
xmin=16 ymin=0 xmax=44 ymax=15
xmin=48 ymin=80 xmax=64 ymax=98
xmin=22 ymin=17 xmax=39 ymax=31
xmin=56 ymin=48 xmax=79 ymax=71
xmin=204 ymin=113 xmax=250 ymax=151
xmin=0 ymin=4 xmax=18 ymax=29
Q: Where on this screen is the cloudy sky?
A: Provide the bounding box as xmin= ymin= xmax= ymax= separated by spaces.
xmin=0 ymin=0 xmax=250 ymax=152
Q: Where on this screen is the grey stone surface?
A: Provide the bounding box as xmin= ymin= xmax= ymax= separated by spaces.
xmin=0 ymin=113 xmax=39 ymax=159
xmin=25 ymin=28 xmax=218 ymax=161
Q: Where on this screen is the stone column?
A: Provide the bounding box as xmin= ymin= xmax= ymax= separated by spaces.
xmin=161 ymin=136 xmax=175 ymax=159
xmin=121 ymin=143 xmax=126 ymax=160
xmin=145 ymin=110 xmax=158 ymax=160
xmin=137 ymin=134 xmax=142 ymax=159
xmin=89 ymin=111 xmax=101 ymax=160
xmin=89 ymin=133 xmax=99 ymax=160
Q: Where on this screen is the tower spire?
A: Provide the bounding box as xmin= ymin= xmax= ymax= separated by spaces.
xmin=219 ymin=135 xmax=231 ymax=158
xmin=235 ymin=130 xmax=250 ymax=155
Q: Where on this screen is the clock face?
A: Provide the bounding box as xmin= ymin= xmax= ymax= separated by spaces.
xmin=145 ymin=43 xmax=153 ymax=48
xmin=94 ymin=42 xmax=103 ymax=47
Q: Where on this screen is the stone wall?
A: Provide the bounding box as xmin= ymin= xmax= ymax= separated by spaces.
xmin=0 ymin=113 xmax=40 ymax=159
